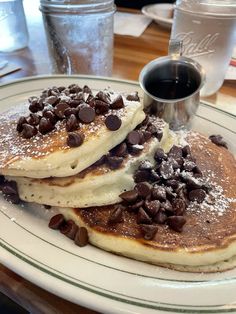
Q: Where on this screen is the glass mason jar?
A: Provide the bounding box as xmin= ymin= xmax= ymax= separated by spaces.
xmin=170 ymin=0 xmax=236 ymax=96
xmin=40 ymin=0 xmax=115 ymax=76
xmin=0 ymin=0 xmax=29 ymax=52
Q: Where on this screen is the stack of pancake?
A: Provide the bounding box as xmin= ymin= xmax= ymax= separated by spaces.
xmin=0 ymin=84 xmax=173 ymax=208
xmin=1 ymin=83 xmax=236 ymax=273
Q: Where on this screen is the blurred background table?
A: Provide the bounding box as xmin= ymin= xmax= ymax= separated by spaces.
xmin=0 ymin=1 xmax=235 ymax=313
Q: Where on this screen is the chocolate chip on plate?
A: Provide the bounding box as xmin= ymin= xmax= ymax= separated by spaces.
xmin=154 ymin=148 xmax=166 ymax=162
xmin=108 ymin=206 xmax=124 ymax=224
xmin=159 ymin=161 xmax=174 ymax=180
xmin=48 ymin=214 xmax=65 ymax=230
xmin=172 ymin=198 xmax=186 ymax=216
xmin=134 ymin=170 xmax=150 ymax=183
xmin=110 ymin=95 xmax=124 ymax=109
xmin=75 ymin=227 xmax=89 ymax=247
xmin=188 ymin=189 xmax=206 ymax=203
xmin=105 ymin=114 xmax=122 ymax=131
xmin=96 ymin=91 xmax=110 ymax=104
xmin=119 ymin=190 xmax=138 ymax=203
xmin=167 ymin=216 xmax=186 ymax=232
xmin=126 ymin=130 xmax=140 ymax=145
xmin=140 ymin=224 xmax=158 ymax=240
xmin=21 ymin=124 xmax=37 ymax=138
xmin=67 ymin=132 xmax=84 ymax=147
xmin=152 ymin=186 xmax=166 ymax=201
xmin=153 ymin=210 xmax=167 ymax=224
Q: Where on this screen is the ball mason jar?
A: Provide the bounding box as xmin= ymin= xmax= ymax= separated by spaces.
xmin=170 ymin=0 xmax=236 ymax=97
xmin=40 ymin=0 xmax=115 ymax=76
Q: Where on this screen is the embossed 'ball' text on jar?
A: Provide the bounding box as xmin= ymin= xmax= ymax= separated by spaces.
xmin=170 ymin=0 xmax=236 ymax=97
xmin=40 ymin=0 xmax=115 ymax=76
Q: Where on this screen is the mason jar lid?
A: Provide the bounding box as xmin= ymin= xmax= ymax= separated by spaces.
xmin=175 ymin=0 xmax=236 ymax=17
xmin=40 ymin=0 xmax=115 ymax=14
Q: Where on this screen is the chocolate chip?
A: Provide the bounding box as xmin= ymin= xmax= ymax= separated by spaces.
xmin=70 ymin=99 xmax=83 ymax=108
xmin=119 ymin=190 xmax=138 ymax=203
xmin=43 ymin=110 xmax=57 ymax=125
xmin=127 ymin=200 xmax=144 ymax=212
xmin=54 ymin=102 xmax=70 ymax=118
xmin=209 ymin=134 xmax=228 ymax=149
xmin=154 ymin=148 xmax=166 ymax=162
xmin=27 ymin=113 xmax=40 ymax=126
xmin=106 ymin=156 xmax=123 ymax=169
xmin=138 ymin=131 xmax=146 ymax=145
xmin=110 ymin=95 xmax=124 ymax=109
xmin=135 ymin=182 xmax=152 ymax=198
xmin=161 ymin=200 xmax=173 ymax=213
xmin=92 ymin=155 xmax=106 ymax=167
xmin=183 ymin=160 xmax=196 ymax=172
xmin=146 ymin=123 xmax=158 ymax=135
xmin=67 ymin=132 xmax=84 ymax=147
xmin=96 ymin=91 xmax=110 ymax=104
xmin=165 ymin=186 xmax=176 ymax=200
xmin=111 ymin=142 xmax=127 ymax=157
xmin=16 ymin=116 xmax=27 ymax=132
xmin=69 ymin=85 xmax=82 ymax=94
xmin=159 ymin=161 xmax=174 ymax=179
xmin=45 ymin=96 xmax=58 ymax=105
xmin=141 ymin=115 xmax=150 ymax=126
xmin=2 ymin=181 xmax=18 ymax=195
xmin=61 ymin=220 xmax=79 ymax=240
xmin=4 ymin=193 xmax=20 ymax=204
xmin=188 ymin=189 xmax=206 ymax=203
xmin=182 ymin=145 xmax=191 ymax=157
xmin=95 ymin=100 xmax=109 ymax=114
xmin=167 ymin=216 xmax=186 ymax=232
xmin=64 ymin=107 xmax=78 ymax=117
xmin=38 ymin=117 xmax=55 ymax=134
xmin=78 ymin=106 xmax=96 ymax=123
xmin=126 ymin=92 xmax=139 ymax=101
xmin=156 ymin=130 xmax=163 ymax=141
xmin=29 ymin=100 xmax=42 ymax=113
xmin=143 ymin=131 xmax=152 ymax=142
xmin=137 ymin=207 xmax=152 ymax=224
xmin=166 ymin=179 xmax=179 ymax=190
xmin=152 ymin=186 xmax=166 ymax=201
xmin=128 ymin=144 xmax=143 ymax=155
xmin=134 ymin=170 xmax=150 ymax=183
xmin=144 ymin=200 xmax=160 ymax=217
xmin=21 ymin=124 xmax=37 ymax=138
xmin=74 ymin=227 xmax=89 ymax=247
xmin=105 ymin=114 xmax=122 ymax=131
xmin=140 ymin=224 xmax=158 ymax=240
xmin=172 ymin=198 xmax=186 ymax=216
xmin=58 ymin=86 xmax=66 ymax=92
xmin=66 ymin=114 xmax=79 ymax=132
xmin=138 ymin=160 xmax=153 ymax=171
xmin=168 ymin=145 xmax=183 ymax=159
xmin=108 ymin=206 xmax=124 ymax=224
xmin=149 ymin=170 xmax=160 ymax=182
xmin=126 ymin=131 xmax=140 ymax=145
xmin=154 ymin=210 xmax=167 ymax=224
xmin=48 ymin=214 xmax=65 ymax=230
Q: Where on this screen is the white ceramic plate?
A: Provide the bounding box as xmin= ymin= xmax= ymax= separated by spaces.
xmin=0 ymin=75 xmax=236 ymax=314
xmin=142 ymin=4 xmax=174 ymax=29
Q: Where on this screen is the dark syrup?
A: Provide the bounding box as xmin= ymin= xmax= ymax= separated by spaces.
xmin=146 ymin=79 xmax=198 ymax=100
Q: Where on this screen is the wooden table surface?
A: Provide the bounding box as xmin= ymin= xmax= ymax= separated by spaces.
xmin=0 ymin=2 xmax=235 ymax=314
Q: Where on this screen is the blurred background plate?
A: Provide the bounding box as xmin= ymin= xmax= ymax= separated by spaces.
xmin=142 ymin=3 xmax=174 ymax=29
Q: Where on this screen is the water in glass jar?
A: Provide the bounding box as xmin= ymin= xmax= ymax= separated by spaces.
xmin=0 ymin=0 xmax=28 ymax=52
xmin=171 ymin=7 xmax=236 ymax=96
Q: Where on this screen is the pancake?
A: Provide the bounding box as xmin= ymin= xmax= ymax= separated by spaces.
xmin=58 ymin=133 xmax=236 ymax=272
xmin=0 ymin=87 xmax=145 ymax=178
xmin=9 ymin=118 xmax=176 ymax=208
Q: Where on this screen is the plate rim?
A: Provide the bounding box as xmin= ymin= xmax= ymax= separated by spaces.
xmin=0 ymin=75 xmax=236 ymax=314
xmin=142 ymin=3 xmax=174 ymax=25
